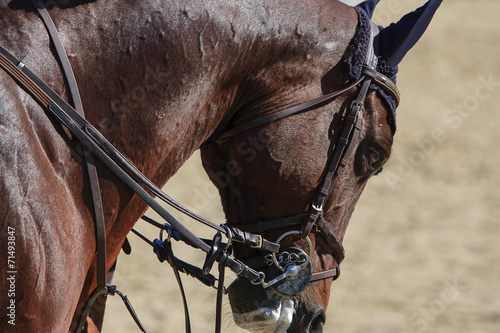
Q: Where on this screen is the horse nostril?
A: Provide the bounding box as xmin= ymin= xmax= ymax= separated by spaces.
xmin=308 ymin=308 xmax=325 ymax=333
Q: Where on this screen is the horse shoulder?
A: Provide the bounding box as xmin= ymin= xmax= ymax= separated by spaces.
xmin=0 ymin=75 xmax=94 ymax=331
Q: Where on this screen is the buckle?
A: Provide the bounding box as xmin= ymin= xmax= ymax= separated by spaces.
xmin=250 ymin=234 xmax=263 ymax=249
xmin=350 ymin=99 xmax=365 ymax=112
xmin=311 ymin=202 xmax=324 ymax=216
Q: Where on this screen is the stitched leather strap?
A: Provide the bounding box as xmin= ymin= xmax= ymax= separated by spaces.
xmin=31 ymin=0 xmax=108 ymax=291
xmin=362 ymin=65 xmax=400 ymax=106
xmin=227 ymin=215 xmax=308 ymax=234
xmin=315 ymin=217 xmax=345 ymax=263
xmin=229 ymin=227 xmax=280 ymax=253
xmin=219 ymin=76 xmax=364 ymax=140
xmin=32 ymin=0 xmax=83 ymax=110
xmin=30 ymin=5 xmax=109 ymax=331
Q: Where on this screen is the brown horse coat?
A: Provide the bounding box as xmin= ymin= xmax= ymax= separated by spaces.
xmin=0 ymin=0 xmax=440 ymax=331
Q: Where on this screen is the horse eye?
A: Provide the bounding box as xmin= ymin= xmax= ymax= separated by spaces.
xmin=367 ymin=147 xmax=384 ymax=172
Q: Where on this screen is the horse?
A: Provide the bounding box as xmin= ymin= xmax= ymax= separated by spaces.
xmin=0 ymin=0 xmax=441 ymax=332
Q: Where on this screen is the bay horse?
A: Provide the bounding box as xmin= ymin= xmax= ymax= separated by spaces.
xmin=0 ymin=0 xmax=441 ymax=332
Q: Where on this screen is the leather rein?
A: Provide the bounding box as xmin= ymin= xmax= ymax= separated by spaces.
xmin=0 ymin=3 xmax=399 ymax=332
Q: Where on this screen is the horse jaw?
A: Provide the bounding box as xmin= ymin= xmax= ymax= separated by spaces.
xmin=232 ymin=294 xmax=295 ymax=333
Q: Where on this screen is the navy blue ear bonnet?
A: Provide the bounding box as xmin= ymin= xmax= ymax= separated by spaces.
xmin=345 ymin=0 xmax=443 ymax=134
xmin=347 ymin=6 xmax=399 ymax=133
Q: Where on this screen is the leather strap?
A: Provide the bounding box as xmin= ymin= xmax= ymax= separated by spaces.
xmin=215 ymin=263 xmax=225 ymax=333
xmin=228 ymin=215 xmax=308 ymax=234
xmin=362 ymin=65 xmax=400 ymax=106
xmin=30 ymin=2 xmax=109 ymax=329
xmin=108 ymin=286 xmax=148 ymax=332
xmin=164 ymin=241 xmax=191 ymax=333
xmin=298 ymin=21 xmax=382 ymax=269
xmin=75 ymin=286 xmax=108 ymax=332
xmin=228 ymin=215 xmax=345 ymax=265
xmin=31 ymin=0 xmax=83 ymax=110
xmin=298 ymin=78 xmax=369 ymax=256
xmin=31 ymin=0 xmax=107 ymax=288
xmin=229 ymin=227 xmax=280 ymax=253
xmin=315 ymin=217 xmax=345 ymax=263
xmin=310 ymin=266 xmax=339 ymax=282
xmin=300 ymin=19 xmax=378 ymax=234
xmin=219 ymin=76 xmax=364 ymax=140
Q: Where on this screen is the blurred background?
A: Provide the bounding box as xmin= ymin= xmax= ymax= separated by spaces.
xmin=103 ymin=1 xmax=500 ymax=332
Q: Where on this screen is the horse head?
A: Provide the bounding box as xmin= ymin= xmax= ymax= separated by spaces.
xmin=201 ymin=1 xmax=442 ymax=332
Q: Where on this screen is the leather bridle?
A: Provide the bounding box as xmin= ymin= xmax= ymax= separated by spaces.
xmin=221 ymin=21 xmax=400 ymax=291
xmin=0 ymin=4 xmax=400 ymax=331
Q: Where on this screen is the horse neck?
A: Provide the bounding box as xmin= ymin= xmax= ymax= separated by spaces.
xmin=71 ymin=0 xmax=330 ymax=173
xmin=70 ymin=3 xmax=238 ymax=182
xmin=2 ymin=0 xmax=358 ymax=171
xmin=17 ymin=0 xmax=353 ymax=180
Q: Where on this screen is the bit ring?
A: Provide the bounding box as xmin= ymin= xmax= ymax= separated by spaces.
xmin=272 ymin=231 xmax=313 ymax=272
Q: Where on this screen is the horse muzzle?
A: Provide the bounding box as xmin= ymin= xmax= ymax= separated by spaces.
xmin=227 ymin=239 xmax=317 ymax=332
xmin=228 ymin=277 xmax=326 ymax=333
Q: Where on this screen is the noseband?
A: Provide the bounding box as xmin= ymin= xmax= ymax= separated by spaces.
xmin=221 ymin=22 xmax=400 ymax=294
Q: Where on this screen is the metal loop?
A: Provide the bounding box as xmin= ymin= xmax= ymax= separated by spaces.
xmin=250 ymin=271 xmax=266 ymax=286
xmin=159 ymin=224 xmax=173 ymax=244
xmin=272 ymin=231 xmax=313 ymax=272
xmin=276 ymin=251 xmax=308 ymax=267
xmin=222 ymin=225 xmax=233 ymax=250
xmin=263 ymin=254 xmax=274 ymax=266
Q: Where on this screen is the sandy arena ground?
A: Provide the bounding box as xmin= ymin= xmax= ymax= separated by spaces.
xmin=102 ymin=1 xmax=500 ymax=332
